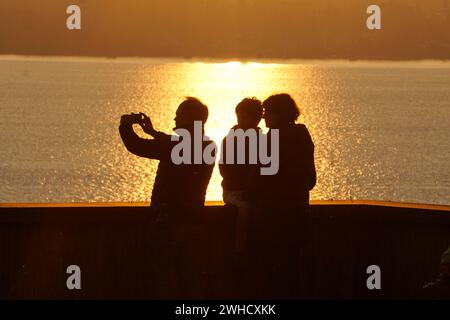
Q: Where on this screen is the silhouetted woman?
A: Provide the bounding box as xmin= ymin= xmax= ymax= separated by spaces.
xmin=247 ymin=93 xmax=316 ymax=299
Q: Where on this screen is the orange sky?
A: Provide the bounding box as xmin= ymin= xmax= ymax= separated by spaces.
xmin=1 ymin=0 xmax=449 ymax=59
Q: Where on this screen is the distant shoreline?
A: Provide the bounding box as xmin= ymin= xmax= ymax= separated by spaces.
xmin=1 ymin=54 xmax=450 ymax=66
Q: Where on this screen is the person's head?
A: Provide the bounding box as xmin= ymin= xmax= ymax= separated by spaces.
xmin=174 ymin=97 xmax=209 ymax=130
xmin=235 ymin=97 xmax=263 ymax=129
xmin=263 ymin=94 xmax=301 ymax=128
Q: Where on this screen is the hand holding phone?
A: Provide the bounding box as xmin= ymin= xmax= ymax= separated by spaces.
xmin=138 ymin=112 xmax=157 ymax=136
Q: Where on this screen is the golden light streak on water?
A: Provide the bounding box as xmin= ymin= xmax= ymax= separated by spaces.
xmin=131 ymin=61 xmax=321 ymax=201
xmin=2 ymin=57 xmax=450 ymax=204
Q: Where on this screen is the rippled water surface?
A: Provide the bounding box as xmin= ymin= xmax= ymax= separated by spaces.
xmin=1 ymin=56 xmax=449 ymax=204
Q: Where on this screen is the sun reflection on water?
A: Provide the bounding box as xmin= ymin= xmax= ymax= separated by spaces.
xmin=133 ymin=61 xmax=322 ymax=201
xmin=2 ymin=57 xmax=449 ymax=204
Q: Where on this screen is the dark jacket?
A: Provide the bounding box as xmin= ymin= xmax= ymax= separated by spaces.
xmin=248 ymin=123 xmax=316 ymax=207
xmin=219 ymin=125 xmax=262 ymax=193
xmin=119 ymin=123 xmax=215 ymax=208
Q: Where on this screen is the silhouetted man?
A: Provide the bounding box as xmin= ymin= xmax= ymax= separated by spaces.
xmin=119 ymin=97 xmax=215 ymax=298
xmin=119 ymin=97 xmax=215 ymax=212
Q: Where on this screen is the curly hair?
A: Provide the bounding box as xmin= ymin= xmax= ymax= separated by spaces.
xmin=263 ymin=94 xmax=301 ymax=123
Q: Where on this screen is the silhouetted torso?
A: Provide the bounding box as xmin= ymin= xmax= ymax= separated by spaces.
xmin=219 ymin=125 xmax=261 ymax=193
xmin=248 ymin=123 xmax=316 ymax=207
xmin=245 ymin=123 xmax=316 ymax=299
xmin=119 ymin=123 xmax=214 ymax=208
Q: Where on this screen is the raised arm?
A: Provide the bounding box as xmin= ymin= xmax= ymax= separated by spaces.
xmin=118 ymin=114 xmax=170 ymax=159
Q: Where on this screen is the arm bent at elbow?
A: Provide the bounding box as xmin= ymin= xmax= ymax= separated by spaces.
xmin=118 ymin=122 xmax=166 ymax=159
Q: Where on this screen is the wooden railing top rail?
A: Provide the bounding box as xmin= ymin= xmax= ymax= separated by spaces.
xmin=0 ymin=200 xmax=449 ymax=211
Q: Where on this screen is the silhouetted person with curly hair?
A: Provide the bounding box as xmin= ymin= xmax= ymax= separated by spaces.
xmin=247 ymin=93 xmax=316 ymax=299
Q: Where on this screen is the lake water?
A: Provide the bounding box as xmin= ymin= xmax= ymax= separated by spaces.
xmin=1 ymin=56 xmax=449 ymax=205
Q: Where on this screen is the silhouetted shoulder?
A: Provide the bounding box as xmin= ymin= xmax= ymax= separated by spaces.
xmin=294 ymin=123 xmax=313 ymax=139
xmin=280 ymin=124 xmax=314 ymax=149
xmin=119 ymin=122 xmax=172 ymax=159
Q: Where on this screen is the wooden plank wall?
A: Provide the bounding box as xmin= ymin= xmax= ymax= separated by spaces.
xmin=0 ymin=203 xmax=449 ymax=299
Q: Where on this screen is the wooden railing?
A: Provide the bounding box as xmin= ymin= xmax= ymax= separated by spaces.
xmin=0 ymin=201 xmax=449 ymax=299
